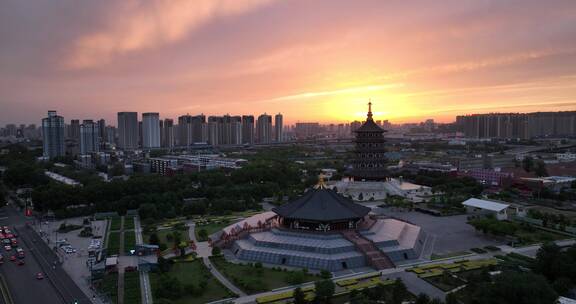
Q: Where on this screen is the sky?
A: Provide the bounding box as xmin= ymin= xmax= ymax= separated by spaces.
xmin=1 ymin=0 xmax=576 ymax=126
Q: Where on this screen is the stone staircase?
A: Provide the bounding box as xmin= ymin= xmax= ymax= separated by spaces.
xmin=341 ymin=230 xmax=395 ymax=270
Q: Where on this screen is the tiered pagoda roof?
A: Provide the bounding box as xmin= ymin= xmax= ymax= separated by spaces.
xmin=272 ymin=181 xmax=370 ymax=223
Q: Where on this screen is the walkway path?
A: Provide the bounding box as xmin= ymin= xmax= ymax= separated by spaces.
xmin=188 ymin=220 xmax=246 ymax=297
xmin=118 ymin=216 xmax=125 ymax=304
xmin=202 ymin=257 xmax=246 ymax=297
xmin=135 ymin=216 xmax=153 ymax=304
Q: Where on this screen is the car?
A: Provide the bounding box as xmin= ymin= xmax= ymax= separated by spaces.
xmin=17 ymin=260 xmax=24 ymax=266
xmin=16 ymin=248 xmax=24 ymax=258
xmin=2 ymin=239 xmax=10 ymax=245
xmin=10 ymin=238 xmax=17 ymax=246
xmin=9 ymin=255 xmax=16 ymax=262
xmin=36 ymin=272 xmax=44 ymax=280
xmin=4 ymin=245 xmax=11 ymax=251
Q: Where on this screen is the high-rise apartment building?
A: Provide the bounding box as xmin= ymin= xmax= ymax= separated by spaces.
xmin=68 ymin=119 xmax=80 ymax=141
xmin=456 ymin=111 xmax=576 ymax=139
xmin=97 ymin=119 xmax=106 ymax=143
xmin=117 ymin=112 xmax=139 ymax=150
xmin=80 ymin=119 xmax=99 ymax=155
xmin=178 ymin=114 xmax=206 ymax=147
xmin=256 ymin=114 xmax=272 ymax=144
xmin=162 ymin=118 xmax=175 ymax=148
xmin=42 ymin=110 xmax=65 ymax=159
xmin=142 ymin=112 xmax=160 ymax=149
xmin=274 ymin=113 xmax=283 ymax=142
xmin=242 ymin=115 xmax=255 ymax=144
xmin=208 ymin=116 xmax=223 ymax=145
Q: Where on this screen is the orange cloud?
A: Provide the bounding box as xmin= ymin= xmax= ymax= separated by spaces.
xmin=64 ymin=0 xmax=275 ymax=69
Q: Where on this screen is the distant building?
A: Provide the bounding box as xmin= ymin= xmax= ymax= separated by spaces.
xmin=458 ymin=168 xmax=514 ymax=187
xmin=256 ymin=114 xmax=272 ymax=144
xmin=97 ymin=119 xmax=106 ymax=144
xmin=178 ymin=114 xmax=206 ymax=146
xmin=42 ymin=111 xmax=65 ymax=159
xmin=383 ymin=178 xmax=432 ymax=202
xmin=162 ymin=118 xmax=175 ymax=148
xmin=117 ymin=112 xmax=139 ymax=150
xmin=242 ymin=115 xmax=255 ymax=144
xmin=142 ymin=113 xmax=160 ymax=149
xmin=462 ymin=198 xmax=509 ymax=221
xmin=68 ymin=119 xmax=80 ymax=141
xmin=80 ymin=119 xmax=100 ymax=155
xmin=294 ymin=122 xmax=320 ymax=140
xmin=456 ymin=111 xmax=576 ymax=139
xmin=274 ymin=113 xmax=283 ymax=142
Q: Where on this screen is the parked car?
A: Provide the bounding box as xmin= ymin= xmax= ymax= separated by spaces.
xmin=36 ymin=272 xmax=44 ymax=280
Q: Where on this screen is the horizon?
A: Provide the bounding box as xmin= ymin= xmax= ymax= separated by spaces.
xmin=1 ymin=1 xmax=576 ymax=125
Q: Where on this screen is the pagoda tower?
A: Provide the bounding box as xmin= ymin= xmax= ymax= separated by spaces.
xmin=348 ymin=102 xmax=388 ymax=180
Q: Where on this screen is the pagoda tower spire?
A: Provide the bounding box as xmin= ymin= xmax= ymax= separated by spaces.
xmin=367 ymin=100 xmax=373 ymax=121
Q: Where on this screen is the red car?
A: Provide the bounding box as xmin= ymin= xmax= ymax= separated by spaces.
xmin=36 ymin=272 xmax=44 ymax=280
xmin=10 ymin=238 xmax=17 ymax=246
xmin=9 ymin=255 xmax=16 ymax=262
xmin=17 ymin=260 xmax=24 ymax=266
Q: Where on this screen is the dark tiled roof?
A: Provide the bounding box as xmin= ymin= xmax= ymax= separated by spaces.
xmin=272 ymin=188 xmax=370 ymax=222
xmin=354 ymin=119 xmax=384 ymax=133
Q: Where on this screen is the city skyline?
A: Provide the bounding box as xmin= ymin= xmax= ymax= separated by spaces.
xmin=1 ymin=1 xmax=576 ymax=125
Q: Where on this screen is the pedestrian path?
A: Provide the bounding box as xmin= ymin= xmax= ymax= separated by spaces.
xmin=135 ymin=216 xmax=153 ymax=304
xmin=202 ymin=257 xmax=246 ymax=297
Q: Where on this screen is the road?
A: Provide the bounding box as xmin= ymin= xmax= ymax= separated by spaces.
xmin=0 ymin=204 xmax=91 ymax=304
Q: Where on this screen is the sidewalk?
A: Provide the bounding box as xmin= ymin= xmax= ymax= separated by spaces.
xmin=135 ymin=216 xmax=153 ymax=304
xmin=203 ymin=257 xmax=246 ymax=297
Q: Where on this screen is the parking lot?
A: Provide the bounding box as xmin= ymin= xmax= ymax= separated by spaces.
xmin=374 ymin=208 xmax=505 ymax=254
xmin=36 ymin=217 xmax=107 ymax=301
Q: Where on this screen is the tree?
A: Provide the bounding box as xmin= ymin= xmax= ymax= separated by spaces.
xmin=148 ymin=233 xmax=159 ymax=245
xmin=415 ymin=293 xmax=431 ymax=304
xmin=293 ymin=287 xmax=307 ymax=304
xmin=522 ymin=157 xmax=534 ymax=173
xmin=197 ymin=229 xmax=208 ymax=241
xmin=212 ymin=246 xmax=221 ymax=256
xmin=320 ymin=270 xmax=332 ymax=279
xmin=391 ymin=279 xmax=408 ymax=304
xmin=472 ymin=271 xmax=557 ymax=304
xmin=314 ymin=280 xmax=335 ymax=303
xmin=445 ymin=293 xmax=458 ymax=304
xmin=534 ymin=160 xmax=548 ymax=177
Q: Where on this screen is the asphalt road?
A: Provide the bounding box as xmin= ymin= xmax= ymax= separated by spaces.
xmin=0 ymin=204 xmax=91 ymax=304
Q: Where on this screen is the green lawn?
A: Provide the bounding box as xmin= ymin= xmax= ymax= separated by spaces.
xmin=124 ymin=272 xmax=142 ymax=304
xmin=107 ymin=231 xmax=121 ymax=255
xmin=195 ymin=222 xmax=230 ymax=241
xmin=124 ymin=217 xmax=135 ymax=230
xmin=210 ymin=256 xmax=320 ymax=294
xmin=110 ymin=217 xmax=122 ymax=231
xmin=514 ymin=228 xmax=566 ymax=246
xmin=144 ymin=228 xmax=190 ymax=250
xmin=150 ymin=259 xmax=235 ymax=304
xmin=124 ymin=230 xmax=137 ymax=254
xmin=423 ymin=273 xmax=466 ymax=292
xmin=98 ymin=273 xmax=118 ymax=304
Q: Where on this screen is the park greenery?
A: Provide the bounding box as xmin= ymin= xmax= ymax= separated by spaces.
xmin=150 ymin=258 xmax=235 ymax=304
xmin=0 ymin=144 xmax=319 ymax=219
xmin=469 ymin=217 xmax=565 ymax=246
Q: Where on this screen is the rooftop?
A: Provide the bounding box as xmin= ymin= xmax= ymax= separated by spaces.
xmin=462 ymin=198 xmax=509 ymax=212
xmin=272 ymin=187 xmax=370 ymax=222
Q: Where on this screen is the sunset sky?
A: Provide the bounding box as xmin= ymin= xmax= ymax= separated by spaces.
xmin=1 ymin=0 xmax=575 ymax=125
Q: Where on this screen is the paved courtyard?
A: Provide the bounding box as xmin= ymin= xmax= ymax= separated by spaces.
xmin=374 ymin=208 xmax=505 ymax=255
